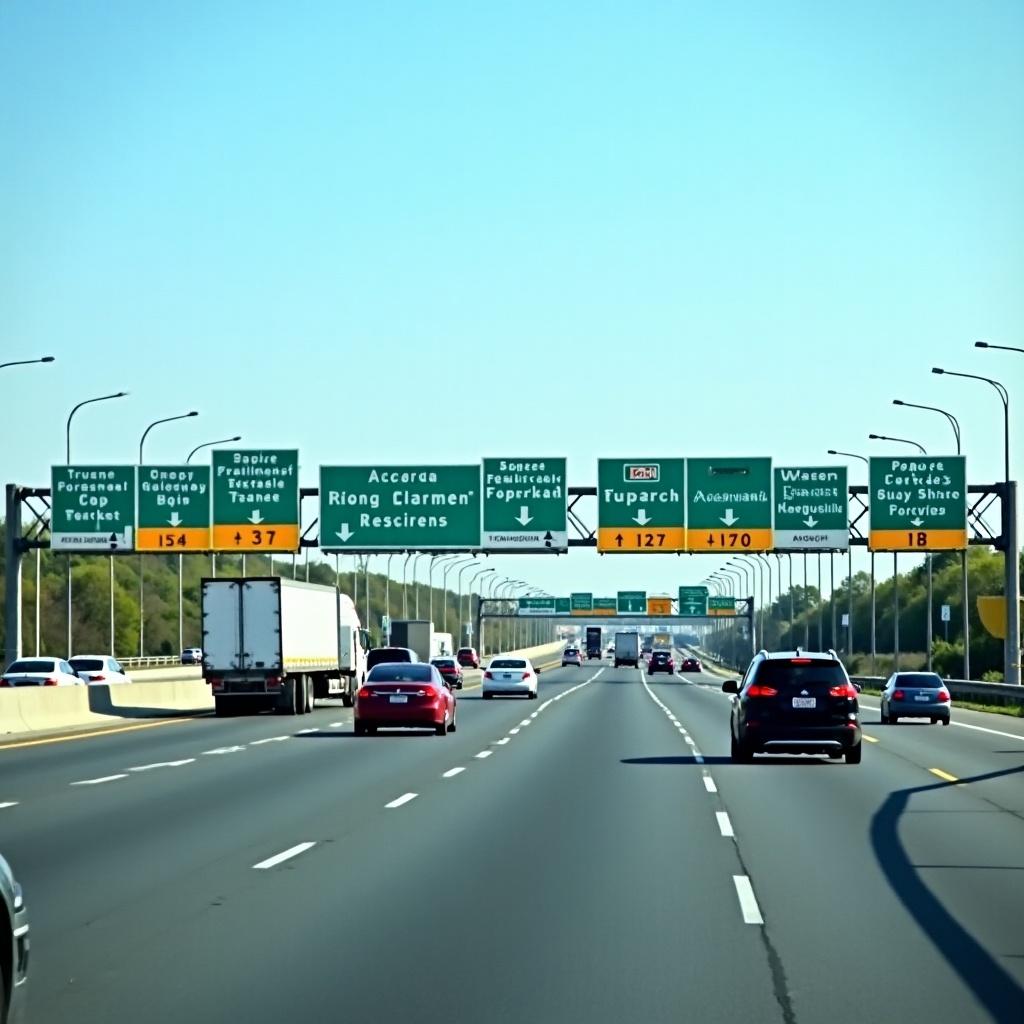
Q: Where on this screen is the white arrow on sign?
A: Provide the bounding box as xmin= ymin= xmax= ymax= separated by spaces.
xmin=720 ymin=508 xmax=739 ymax=526
xmin=633 ymin=509 xmax=651 ymax=526
xmin=515 ymin=506 xmax=533 ymax=526
xmin=803 ymin=516 xmax=818 ymax=528
xmin=248 ymin=510 xmax=264 ymax=525
xmin=336 ymin=523 xmax=354 ymax=543
xmin=910 ymin=517 xmax=924 ymax=527
xmin=168 ymin=512 xmax=182 ymax=527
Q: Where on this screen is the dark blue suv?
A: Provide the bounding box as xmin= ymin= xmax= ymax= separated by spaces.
xmin=723 ymin=650 xmax=862 ymax=764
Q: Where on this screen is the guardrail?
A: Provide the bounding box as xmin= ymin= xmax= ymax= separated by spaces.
xmin=850 ymin=676 xmax=1024 ymax=708
xmin=118 ymin=656 xmax=185 ymax=670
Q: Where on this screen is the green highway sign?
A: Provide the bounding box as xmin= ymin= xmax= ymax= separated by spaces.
xmin=868 ymin=456 xmax=968 ymax=551
xmin=617 ymin=590 xmax=647 ymax=615
xmin=707 ymin=595 xmax=737 ymax=617
xmin=678 ymin=585 xmax=709 ymax=617
xmin=482 ymin=458 xmax=567 ymax=551
xmin=597 ymin=458 xmax=686 ymax=552
xmin=774 ymin=466 xmax=848 ymax=550
xmin=518 ymin=597 xmax=556 ymax=616
xmin=137 ymin=466 xmax=211 ymax=551
xmin=320 ymin=465 xmax=481 ymax=551
xmin=51 ymin=466 xmax=136 ymax=551
xmin=212 ymin=450 xmax=299 ymax=551
xmin=555 ymin=597 xmax=571 ymax=615
xmin=571 ymin=592 xmax=593 ymax=613
xmin=687 ymin=457 xmax=773 ymax=552
xmin=593 ymin=598 xmax=617 ymax=616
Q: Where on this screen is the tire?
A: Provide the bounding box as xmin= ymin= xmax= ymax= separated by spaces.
xmin=730 ymin=732 xmax=752 ymax=763
xmin=529 ymin=690 xmax=538 ymax=700
xmin=305 ymin=678 xmax=315 ymax=713
xmin=845 ymin=742 xmax=863 ymax=764
xmin=942 ymin=718 xmax=950 ymax=726
xmin=482 ymin=692 xmax=493 ymax=700
xmin=448 ymin=714 xmax=457 ymax=733
xmin=214 ymin=696 xmax=236 ymax=717
xmin=930 ymin=717 xmax=937 ymax=725
xmin=890 ymin=715 xmax=898 ymax=725
xmin=276 ymin=678 xmax=300 ymax=716
xmin=435 ymin=715 xmax=447 ymax=736
xmin=827 ymin=750 xmax=843 ymax=760
xmin=341 ymin=691 xmax=354 ymax=708
xmin=353 ymin=720 xmax=366 ymax=736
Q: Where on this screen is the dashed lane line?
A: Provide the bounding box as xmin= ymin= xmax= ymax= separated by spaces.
xmin=385 ymin=792 xmax=418 ymax=809
xmin=253 ymin=842 xmax=316 ymax=870
xmin=70 ymin=774 xmax=128 ymax=786
xmin=716 ymin=811 xmax=735 ymax=838
xmin=442 ymin=767 xmax=465 ymax=779
xmin=0 ymin=802 xmax=19 ymax=809
xmin=733 ymin=875 xmax=765 ymax=925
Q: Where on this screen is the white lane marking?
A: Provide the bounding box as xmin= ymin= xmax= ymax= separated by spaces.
xmin=539 ymin=699 xmax=554 ymax=711
xmin=329 ymin=721 xmax=347 ymax=728
xmin=385 ymin=792 xmax=418 ymax=809
xmin=71 ymin=774 xmax=129 ymax=786
xmin=509 ymin=728 xmax=520 ymax=735
xmin=475 ymin=750 xmax=493 ymax=759
xmin=694 ymin=754 xmax=705 ymax=764
xmin=250 ymin=735 xmax=290 ymax=745
xmin=520 ymin=719 xmax=532 ymax=727
xmin=0 ymin=802 xmax=18 ymax=809
xmin=496 ymin=737 xmax=511 ymax=746
xmin=128 ymin=759 xmax=195 ymax=772
xmin=442 ymin=767 xmax=466 ymax=778
xmin=296 ymin=728 xmax=319 ymax=734
xmin=253 ymin=842 xmax=316 ymax=869
xmin=703 ymin=776 xmax=718 ymax=794
xmin=202 ymin=745 xmax=246 ymax=755
xmin=530 ymin=712 xmax=539 ymax=719
xmin=859 ymin=701 xmax=1024 ymax=743
xmin=733 ymin=875 xmax=764 ymax=924
xmin=12 ymin=925 xmax=28 ymax=938
xmin=716 ymin=811 xmax=735 ymax=837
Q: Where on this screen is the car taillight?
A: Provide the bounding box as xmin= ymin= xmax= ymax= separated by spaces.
xmin=746 ymin=684 xmax=778 ymax=697
xmin=937 ymin=690 xmax=951 ymax=703
xmin=829 ymin=683 xmax=858 ymax=699
xmin=483 ymin=671 xmax=493 ymax=679
xmin=91 ymin=674 xmax=106 ymax=682
xmin=892 ymin=689 xmax=905 ymax=701
xmin=418 ymin=686 xmax=439 ymax=699
xmin=789 ymin=658 xmax=813 ymax=664
xmin=44 ymin=678 xmax=58 ymax=686
xmin=265 ymin=675 xmax=283 ymax=689
xmin=357 ymin=687 xmax=371 ymax=700
xmin=521 ymin=672 xmax=533 ymax=681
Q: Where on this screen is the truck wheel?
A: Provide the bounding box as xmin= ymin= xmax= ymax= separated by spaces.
xmin=304 ymin=677 xmax=314 ymax=713
xmin=214 ymin=696 xmax=235 ymax=717
xmin=341 ymin=693 xmax=354 ymax=708
xmin=276 ymin=679 xmax=300 ymax=716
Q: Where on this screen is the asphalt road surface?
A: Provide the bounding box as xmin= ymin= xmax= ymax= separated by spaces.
xmin=2 ymin=656 xmax=1022 ymax=1023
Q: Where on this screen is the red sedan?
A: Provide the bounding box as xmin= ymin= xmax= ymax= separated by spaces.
xmin=680 ymin=657 xmax=702 ymax=673
xmin=456 ymin=647 xmax=480 ymax=669
xmin=355 ymin=663 xmax=457 ymax=736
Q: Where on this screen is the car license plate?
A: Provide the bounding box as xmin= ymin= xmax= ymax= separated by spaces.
xmin=914 ymin=694 xmax=930 ymax=702
xmin=502 ymin=673 xmax=512 ymax=680
xmin=389 ymin=695 xmax=408 ymax=704
xmin=792 ymin=697 xmax=816 ymax=709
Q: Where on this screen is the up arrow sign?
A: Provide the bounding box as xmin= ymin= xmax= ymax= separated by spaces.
xmin=336 ymin=523 xmax=354 ymax=543
xmin=803 ymin=516 xmax=818 ymax=528
xmin=719 ymin=508 xmax=739 ymax=527
xmin=248 ymin=510 xmax=264 ymax=525
xmin=633 ymin=508 xmax=651 ymax=526
xmin=168 ymin=512 xmax=182 ymax=528
xmin=515 ymin=506 xmax=533 ymax=527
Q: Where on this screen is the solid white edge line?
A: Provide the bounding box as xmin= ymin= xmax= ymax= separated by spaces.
xmin=252 ymin=841 xmax=316 ymax=870
xmin=703 ymin=776 xmax=718 ymax=793
xmin=296 ymin=728 xmax=319 ymax=734
xmin=250 ymin=736 xmax=290 ymax=745
xmin=442 ymin=767 xmax=465 ymax=778
xmin=716 ymin=811 xmax=735 ymax=837
xmin=0 ymin=802 xmax=18 ymax=809
xmin=385 ymin=792 xmax=418 ymax=809
xmin=859 ymin=701 xmax=1024 ymax=743
xmin=733 ymin=875 xmax=764 ymax=924
xmin=71 ymin=774 xmax=128 ymax=786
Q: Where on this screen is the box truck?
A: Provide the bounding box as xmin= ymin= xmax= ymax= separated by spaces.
xmin=201 ymin=577 xmax=369 ymax=717
xmin=388 ymin=620 xmax=433 ymax=662
xmin=614 ymin=631 xmax=640 ymax=668
xmin=585 ymin=626 xmax=603 ymax=660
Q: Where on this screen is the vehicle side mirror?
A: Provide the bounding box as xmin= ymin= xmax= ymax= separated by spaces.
xmin=455 ymin=681 xmax=463 ymax=689
xmin=721 ymin=679 xmax=740 ymax=694
xmin=535 ymin=667 xmax=542 ymax=675
xmin=852 ymin=683 xmax=862 ymax=693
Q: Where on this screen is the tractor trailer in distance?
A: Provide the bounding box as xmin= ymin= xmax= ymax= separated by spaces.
xmin=586 ymin=626 xmax=603 ymax=660
xmin=201 ymin=577 xmax=369 ymax=717
xmin=614 ymin=631 xmax=640 ymax=669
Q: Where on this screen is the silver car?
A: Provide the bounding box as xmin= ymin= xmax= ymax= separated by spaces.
xmin=880 ymin=672 xmax=952 ymax=725
xmin=0 ymin=853 xmax=28 ymax=1024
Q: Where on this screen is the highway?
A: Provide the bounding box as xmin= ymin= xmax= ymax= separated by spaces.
xmin=2 ymin=657 xmax=1022 ymax=1023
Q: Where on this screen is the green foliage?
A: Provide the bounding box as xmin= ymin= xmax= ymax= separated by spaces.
xmin=981 ymin=670 xmax=1004 ymax=682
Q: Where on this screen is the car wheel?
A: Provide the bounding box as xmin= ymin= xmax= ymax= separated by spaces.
xmin=845 ymin=742 xmax=862 ymax=764
xmin=730 ymin=732 xmax=752 ymax=763
xmin=930 ymin=717 xmax=937 ymax=725
xmin=341 ymin=692 xmax=354 ymax=708
xmin=942 ymin=717 xmax=950 ymax=726
xmin=435 ymin=715 xmax=448 ymax=736
xmin=827 ymin=750 xmax=843 ymax=760
xmin=448 ymin=714 xmax=457 ymax=733
xmin=353 ymin=720 xmax=365 ymax=736
xmin=482 ymin=692 xmax=493 ymax=700
xmin=890 ymin=715 xmax=898 ymax=725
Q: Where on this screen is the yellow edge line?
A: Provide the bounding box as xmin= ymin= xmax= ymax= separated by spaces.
xmin=0 ymin=715 xmax=205 ymax=752
xmin=929 ymin=767 xmax=959 ymax=783
xmin=863 ymin=735 xmax=880 ymax=743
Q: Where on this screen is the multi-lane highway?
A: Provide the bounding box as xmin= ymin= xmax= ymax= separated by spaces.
xmin=2 ymin=654 xmax=1022 ymax=1023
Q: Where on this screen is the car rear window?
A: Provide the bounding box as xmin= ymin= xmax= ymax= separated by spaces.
xmin=368 ymin=664 xmax=433 ymax=682
xmin=457 ymin=648 xmax=474 ymax=655
xmin=6 ymin=660 xmax=57 ymax=673
xmin=432 ymin=659 xmax=456 ymax=668
xmin=652 ymin=652 xmax=670 ymax=660
xmin=491 ymin=659 xmax=527 ymax=669
xmin=367 ymin=648 xmax=414 ymax=668
xmin=70 ymin=658 xmax=105 ymax=671
xmin=565 ymin=649 xmax=579 ymax=655
xmin=895 ymin=673 xmax=943 ymax=687
xmin=754 ymin=660 xmax=847 ymax=689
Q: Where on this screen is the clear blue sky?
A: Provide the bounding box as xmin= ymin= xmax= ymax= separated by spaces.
xmin=2 ymin=1 xmax=1021 ymax=601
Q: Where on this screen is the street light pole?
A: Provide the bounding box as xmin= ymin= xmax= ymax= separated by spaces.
xmin=64 ymin=391 xmax=129 ymax=657
xmin=456 ymin=561 xmax=480 ymax=647
xmin=467 ymin=567 xmax=494 ymax=651
xmin=0 ymin=355 xmax=55 ymax=370
xmin=401 ymin=553 xmax=413 ymax=617
xmin=384 ymin=553 xmax=395 ymax=643
xmin=138 ymin=411 xmax=199 ymax=657
xmin=443 ymin=558 xmax=474 ymax=641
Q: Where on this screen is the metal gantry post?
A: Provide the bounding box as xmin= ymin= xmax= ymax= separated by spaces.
xmin=4 ymin=485 xmax=24 ymax=667
xmin=893 ymin=552 xmax=900 ymax=671
xmin=870 ymin=551 xmax=877 ymax=674
xmin=926 ymin=553 xmax=933 ymax=671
